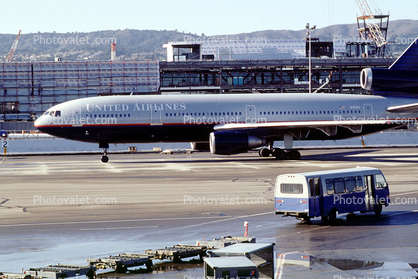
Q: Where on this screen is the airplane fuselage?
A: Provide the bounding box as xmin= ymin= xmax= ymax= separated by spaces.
xmin=34 ymin=93 xmax=417 ymax=147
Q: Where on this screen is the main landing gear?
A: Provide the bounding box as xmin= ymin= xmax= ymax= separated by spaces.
xmin=259 ymin=134 xmax=301 ymax=160
xmin=258 ymin=147 xmax=301 ymax=160
xmin=100 ymin=143 xmax=109 ymax=163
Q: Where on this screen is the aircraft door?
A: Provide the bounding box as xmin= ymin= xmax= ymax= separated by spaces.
xmin=364 ymin=175 xmax=375 ymax=211
xmin=245 ymin=105 xmax=256 ymax=123
xmin=150 ymin=109 xmax=162 ymax=125
xmin=363 ymin=104 xmax=373 ymax=119
xmin=308 ymin=177 xmax=323 ymax=217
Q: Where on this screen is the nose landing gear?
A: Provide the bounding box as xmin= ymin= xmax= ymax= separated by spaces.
xmin=100 ymin=143 xmax=109 ymax=163
xmin=101 ymin=150 xmax=109 ymax=163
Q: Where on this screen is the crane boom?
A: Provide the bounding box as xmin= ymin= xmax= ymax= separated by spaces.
xmin=6 ymin=30 xmax=22 ymax=62
xmin=356 ymin=0 xmax=374 ymax=19
xmin=355 ymin=0 xmax=387 ymax=47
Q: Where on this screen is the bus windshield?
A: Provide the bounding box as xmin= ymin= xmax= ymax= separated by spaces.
xmin=375 ymin=173 xmax=388 ymax=188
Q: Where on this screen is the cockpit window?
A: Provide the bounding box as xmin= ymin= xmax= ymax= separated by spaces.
xmin=44 ymin=110 xmax=61 ymax=117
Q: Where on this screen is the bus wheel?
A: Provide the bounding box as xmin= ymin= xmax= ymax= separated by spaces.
xmin=302 ymin=217 xmax=311 ymax=222
xmin=374 ymin=204 xmax=382 ymax=216
xmin=328 ymin=209 xmax=337 ymax=223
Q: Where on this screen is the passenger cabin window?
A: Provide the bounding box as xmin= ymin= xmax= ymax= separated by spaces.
xmin=333 ymin=178 xmax=345 ymax=194
xmin=326 ymin=175 xmax=365 ymax=195
xmin=325 ymin=179 xmax=334 ymax=195
xmin=355 ymin=176 xmax=363 ymax=191
xmin=344 ymin=177 xmax=355 ymax=192
xmin=280 ymin=183 xmax=303 ymax=194
xmin=375 ymin=173 xmax=388 ymax=188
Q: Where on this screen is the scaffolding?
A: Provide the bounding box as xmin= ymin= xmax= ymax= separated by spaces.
xmin=0 ymin=60 xmax=159 ymax=121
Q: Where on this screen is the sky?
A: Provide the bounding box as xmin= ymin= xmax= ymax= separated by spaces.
xmin=0 ymin=0 xmax=417 ymax=35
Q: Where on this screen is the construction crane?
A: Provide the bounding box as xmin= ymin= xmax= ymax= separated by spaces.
xmin=6 ymin=30 xmax=22 ymax=62
xmin=355 ymin=0 xmax=387 ymax=47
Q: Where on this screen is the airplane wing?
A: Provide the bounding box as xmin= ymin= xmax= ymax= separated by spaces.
xmin=386 ymin=103 xmax=418 ymax=113
xmin=213 ymin=119 xmax=392 ymax=138
xmin=214 ymin=119 xmax=391 ymax=131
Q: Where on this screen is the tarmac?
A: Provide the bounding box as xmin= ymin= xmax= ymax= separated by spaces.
xmin=1 ymin=148 xmax=418 ymax=278
xmin=3 ymin=130 xmax=418 ymax=155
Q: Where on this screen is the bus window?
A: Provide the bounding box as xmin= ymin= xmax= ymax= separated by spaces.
xmin=355 ymin=176 xmax=363 ymax=191
xmin=375 ymin=173 xmax=388 ymax=188
xmin=333 ymin=177 xmax=345 ymax=194
xmin=281 ymin=183 xmax=303 ymax=194
xmin=344 ymin=176 xmax=355 ymax=192
xmin=325 ymin=179 xmax=334 ymax=195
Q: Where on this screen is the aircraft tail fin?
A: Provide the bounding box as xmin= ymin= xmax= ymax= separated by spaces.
xmin=389 ymin=37 xmax=418 ymax=70
xmin=360 ymin=37 xmax=418 ymax=96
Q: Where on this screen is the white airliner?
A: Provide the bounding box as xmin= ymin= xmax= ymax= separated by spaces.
xmin=35 ymin=38 xmax=418 ymax=163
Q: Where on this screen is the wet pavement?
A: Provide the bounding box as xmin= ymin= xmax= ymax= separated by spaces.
xmin=1 ymin=148 xmax=418 ymax=278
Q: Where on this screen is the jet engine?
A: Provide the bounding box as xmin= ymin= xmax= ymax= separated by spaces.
xmin=360 ymin=68 xmax=418 ymax=94
xmin=209 ymin=131 xmax=266 ymax=155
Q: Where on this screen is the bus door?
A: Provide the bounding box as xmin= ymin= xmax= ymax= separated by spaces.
xmin=308 ymin=177 xmax=322 ymax=217
xmin=364 ymin=175 xmax=375 ymax=211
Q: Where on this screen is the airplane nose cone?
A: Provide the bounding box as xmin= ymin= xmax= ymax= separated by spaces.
xmin=34 ymin=117 xmax=43 ymax=129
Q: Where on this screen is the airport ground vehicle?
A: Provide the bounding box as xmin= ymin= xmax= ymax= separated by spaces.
xmin=274 ymin=167 xmax=390 ymax=222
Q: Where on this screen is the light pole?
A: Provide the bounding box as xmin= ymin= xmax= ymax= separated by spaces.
xmin=306 ymin=23 xmax=316 ymax=93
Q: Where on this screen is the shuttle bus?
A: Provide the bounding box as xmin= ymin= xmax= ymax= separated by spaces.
xmin=274 ymin=167 xmax=390 ymax=222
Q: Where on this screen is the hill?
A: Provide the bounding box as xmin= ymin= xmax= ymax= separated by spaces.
xmin=1 ymin=19 xmax=417 ymax=61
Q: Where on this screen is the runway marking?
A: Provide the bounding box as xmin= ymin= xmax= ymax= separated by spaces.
xmin=384 ymin=209 xmax=418 ymax=216
xmin=140 ymin=212 xmax=273 ymax=235
xmin=80 ymin=225 xmax=159 ymax=231
xmin=229 ymin=162 xmax=260 ymax=169
xmin=390 ymin=190 xmax=418 ymax=197
xmin=347 ymin=153 xmax=418 ymax=157
xmin=0 ymin=215 xmax=258 ymax=228
xmin=274 ymin=225 xmax=331 ymax=239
